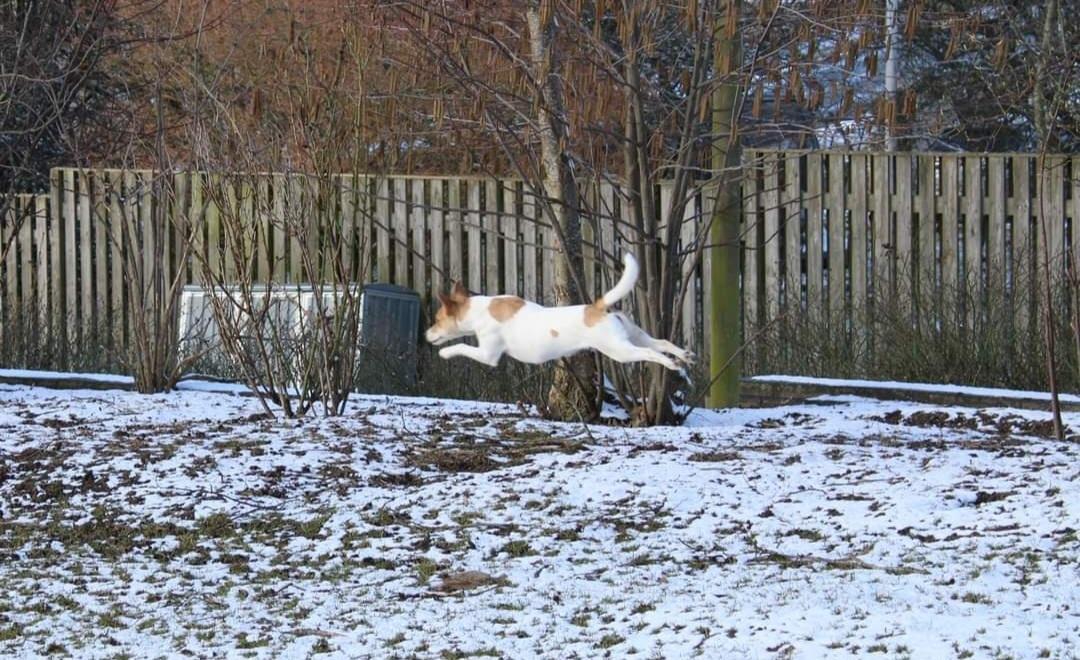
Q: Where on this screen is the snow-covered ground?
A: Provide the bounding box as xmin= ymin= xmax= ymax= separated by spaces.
xmin=0 ymin=383 xmax=1077 ymax=659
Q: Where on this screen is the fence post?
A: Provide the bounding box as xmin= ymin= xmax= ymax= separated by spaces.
xmin=49 ymin=170 xmax=63 ymax=355
xmin=763 ymin=152 xmax=781 ymax=326
xmin=411 ymin=178 xmax=427 ymax=296
xmin=850 ymin=154 xmax=868 ymax=327
xmin=429 ymin=179 xmax=445 ymax=295
xmin=962 ymin=156 xmax=984 ymax=331
xmin=484 ymin=178 xmax=500 ymax=295
xmin=520 ymin=182 xmax=538 ymax=301
xmin=34 ymin=194 xmax=49 ymax=328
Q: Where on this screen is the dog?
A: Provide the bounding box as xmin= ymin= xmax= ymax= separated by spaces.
xmin=425 ymin=253 xmax=690 ymax=370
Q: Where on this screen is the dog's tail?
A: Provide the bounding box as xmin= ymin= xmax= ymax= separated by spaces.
xmin=597 ymin=253 xmax=639 ymax=309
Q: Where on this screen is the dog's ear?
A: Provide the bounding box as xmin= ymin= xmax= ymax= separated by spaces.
xmin=451 ymin=280 xmax=470 ymax=302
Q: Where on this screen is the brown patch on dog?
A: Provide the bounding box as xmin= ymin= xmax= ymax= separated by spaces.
xmin=584 ymin=299 xmax=607 ymax=327
xmin=437 ymin=282 xmax=471 ymax=320
xmin=428 ymin=282 xmax=471 ymax=339
xmin=549 ymin=329 xmax=559 ymax=337
xmin=451 ymin=281 xmax=470 ymax=304
xmin=489 ymin=296 xmax=525 ymax=322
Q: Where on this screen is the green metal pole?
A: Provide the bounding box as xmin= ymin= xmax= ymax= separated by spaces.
xmin=707 ymin=0 xmax=742 ymax=409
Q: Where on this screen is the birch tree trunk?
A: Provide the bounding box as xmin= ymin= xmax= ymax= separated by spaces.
xmin=526 ymin=2 xmax=598 ymax=420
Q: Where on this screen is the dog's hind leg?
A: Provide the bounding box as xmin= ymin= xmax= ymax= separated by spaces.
xmin=614 ymin=314 xmax=692 ymax=363
xmin=596 ymin=338 xmax=680 ymax=371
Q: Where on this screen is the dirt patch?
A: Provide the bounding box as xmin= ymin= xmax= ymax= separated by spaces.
xmin=408 ymin=448 xmax=501 ymax=473
xmin=873 ymin=410 xmax=1070 ymax=439
xmin=434 ymin=570 xmax=507 ymax=593
xmin=689 ymin=451 xmax=741 ymax=463
xmin=973 ymin=490 xmax=1014 ymax=506
xmin=369 ymin=472 xmax=424 ymax=488
xmin=406 ymin=419 xmax=584 ymax=474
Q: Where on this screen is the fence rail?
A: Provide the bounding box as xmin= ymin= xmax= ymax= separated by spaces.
xmin=1 ymin=151 xmax=1077 ymax=373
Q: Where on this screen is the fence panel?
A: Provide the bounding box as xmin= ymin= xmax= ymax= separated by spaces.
xmin=34 ymin=194 xmax=49 ymax=325
xmin=962 ymin=155 xmax=983 ymax=326
xmin=520 ymin=184 xmax=538 ymax=301
xmin=582 ymin=181 xmax=598 ymax=299
xmin=2 ymin=155 xmax=1072 ymax=383
xmin=411 ymin=179 xmax=427 ymax=293
xmin=484 ymin=179 xmax=500 ymax=296
xmin=870 ymin=154 xmax=892 ymax=305
xmin=1011 ymin=156 xmax=1033 ymax=332
xmin=941 ymin=156 xmax=959 ymax=300
xmin=850 ymin=154 xmax=868 ymax=318
xmin=762 ymin=154 xmax=781 ymax=324
xmin=1045 ymin=156 xmax=1066 ymax=277
xmin=429 ymin=179 xmax=445 ymax=295
xmin=107 ymin=171 xmax=126 ymax=346
xmin=783 ymin=153 xmax=802 ymax=313
xmin=805 ymin=153 xmax=824 ymax=312
xmin=680 ymin=187 xmax=698 ymax=348
xmin=917 ymin=155 xmax=936 ymax=315
xmin=743 ymin=151 xmax=762 ymax=340
xmin=987 ymin=156 xmax=1007 ymax=302
xmin=541 ymin=208 xmax=555 ymax=306
xmin=17 ymin=196 xmax=35 ymax=329
xmin=2 ymin=203 xmax=16 ymax=330
xmin=825 ymin=152 xmax=846 ymax=317
xmin=1073 ymin=156 xmax=1080 ymax=273
xmin=447 ymin=179 xmax=463 ymax=285
xmin=502 ymin=181 xmax=519 ymax=297
xmin=49 ymin=171 xmax=63 ymax=333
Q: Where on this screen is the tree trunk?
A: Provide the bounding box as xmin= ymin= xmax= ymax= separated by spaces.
xmin=526 ymin=3 xmax=598 ymax=421
xmin=707 ymin=0 xmax=743 ymax=409
xmin=1032 ymin=0 xmax=1060 ymax=148
xmin=1033 ymin=1 xmax=1065 ymax=441
xmin=884 ymin=0 xmax=901 ymax=150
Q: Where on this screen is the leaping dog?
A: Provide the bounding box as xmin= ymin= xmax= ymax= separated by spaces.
xmin=425 ymin=253 xmax=690 ymax=370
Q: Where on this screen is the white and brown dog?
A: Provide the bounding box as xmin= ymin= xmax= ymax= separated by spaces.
xmin=425 ymin=253 xmax=690 ymax=370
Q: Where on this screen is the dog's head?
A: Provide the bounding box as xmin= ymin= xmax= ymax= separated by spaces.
xmin=425 ymin=281 xmax=472 ymax=345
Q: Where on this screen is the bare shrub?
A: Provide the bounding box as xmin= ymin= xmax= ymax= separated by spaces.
xmin=749 ymin=260 xmax=1079 ymax=394
xmin=173 ymin=13 xmax=376 ymax=417
xmin=189 ymin=172 xmax=368 ymax=417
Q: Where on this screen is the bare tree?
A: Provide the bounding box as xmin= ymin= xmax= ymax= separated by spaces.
xmin=378 ymin=1 xmax=756 ymax=424
xmin=172 ymin=6 xmax=375 ymax=417
xmin=1033 ymin=0 xmax=1068 ymax=441
xmin=525 ymin=2 xmax=598 ymax=420
xmin=377 ymin=0 xmax=601 ymax=420
xmin=0 ymin=0 xmax=128 ymax=263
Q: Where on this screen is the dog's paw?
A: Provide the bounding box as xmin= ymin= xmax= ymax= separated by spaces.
xmin=438 ymin=347 xmax=455 ymax=359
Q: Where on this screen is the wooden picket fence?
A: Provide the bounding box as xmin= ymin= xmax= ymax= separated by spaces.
xmin=1 ymin=150 xmax=1076 ymax=371
xmin=0 ymin=193 xmax=50 ymax=335
xmin=742 ymin=150 xmax=1078 ymax=342
xmin=0 ymin=169 xmax=714 ymax=364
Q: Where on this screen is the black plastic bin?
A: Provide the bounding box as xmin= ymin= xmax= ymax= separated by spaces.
xmin=360 ymin=283 xmax=421 ymax=386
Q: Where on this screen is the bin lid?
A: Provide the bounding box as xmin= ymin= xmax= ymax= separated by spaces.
xmin=363 ymin=283 xmax=420 ymax=301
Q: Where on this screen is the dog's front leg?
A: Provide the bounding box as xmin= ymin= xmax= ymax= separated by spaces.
xmin=438 ymin=341 xmax=504 ymax=367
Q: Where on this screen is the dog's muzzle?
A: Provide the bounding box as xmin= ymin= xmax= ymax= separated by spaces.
xmin=425 ymin=330 xmax=449 ymax=345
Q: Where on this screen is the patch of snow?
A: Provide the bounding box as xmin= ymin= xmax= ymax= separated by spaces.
xmin=752 ymin=373 xmax=1080 ymax=404
xmin=0 ymin=383 xmax=1076 ymax=658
